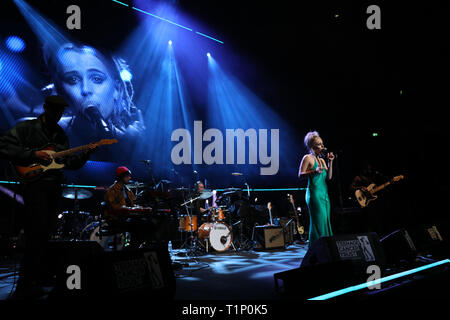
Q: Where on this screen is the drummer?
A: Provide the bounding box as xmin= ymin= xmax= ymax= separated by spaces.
xmin=193 ymin=181 xmax=211 ymax=220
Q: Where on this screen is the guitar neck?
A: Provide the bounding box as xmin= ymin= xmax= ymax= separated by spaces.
xmin=267 ymin=205 xmax=273 ymax=225
xmin=372 ymin=181 xmax=391 ymax=194
xmin=53 ymin=144 xmax=90 ymax=159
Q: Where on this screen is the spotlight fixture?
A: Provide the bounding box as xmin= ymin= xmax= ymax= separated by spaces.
xmin=168 ymin=40 xmax=172 ymax=45
xmin=5 ymin=35 xmax=26 ymax=52
xmin=207 ymin=52 xmax=211 ymax=58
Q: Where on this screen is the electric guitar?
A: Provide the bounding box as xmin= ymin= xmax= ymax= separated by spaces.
xmin=14 ymin=139 xmax=118 ymax=181
xmin=288 ymin=194 xmax=305 ymax=235
xmin=267 ymin=202 xmax=274 ymax=225
xmin=355 ymin=175 xmax=404 ymax=208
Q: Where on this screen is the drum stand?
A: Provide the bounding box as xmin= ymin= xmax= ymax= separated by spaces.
xmin=178 ymin=196 xmax=203 ymax=259
xmin=232 ymin=220 xmax=253 ymax=251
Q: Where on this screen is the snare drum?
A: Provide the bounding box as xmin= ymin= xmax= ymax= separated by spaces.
xmin=178 ymin=215 xmax=198 ymax=232
xmin=209 ymin=208 xmax=226 ymax=221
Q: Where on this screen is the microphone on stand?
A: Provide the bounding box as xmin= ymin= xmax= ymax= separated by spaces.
xmin=141 ymin=160 xmax=152 ymax=165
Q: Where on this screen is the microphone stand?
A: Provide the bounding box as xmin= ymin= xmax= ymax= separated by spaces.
xmin=143 ymin=161 xmax=157 ymax=189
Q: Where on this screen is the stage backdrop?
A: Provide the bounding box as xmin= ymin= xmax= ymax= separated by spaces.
xmin=0 ymin=0 xmax=303 ymax=188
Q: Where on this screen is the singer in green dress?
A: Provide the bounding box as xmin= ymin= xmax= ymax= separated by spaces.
xmin=299 ymin=131 xmax=335 ymax=247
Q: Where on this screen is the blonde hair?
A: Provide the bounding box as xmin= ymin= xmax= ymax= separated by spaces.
xmin=304 ymin=131 xmax=320 ymax=152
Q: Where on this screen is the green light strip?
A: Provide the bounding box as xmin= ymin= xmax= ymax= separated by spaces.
xmin=1 ymin=181 xmax=306 ymax=192
xmin=308 ymin=259 xmax=450 ymax=300
xmin=214 ymin=188 xmax=306 ymax=192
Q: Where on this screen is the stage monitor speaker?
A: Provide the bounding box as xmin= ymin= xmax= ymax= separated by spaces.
xmin=253 ymin=225 xmax=285 ymax=249
xmin=407 ymin=224 xmax=450 ymax=258
xmin=380 ymin=228 xmax=417 ymax=264
xmin=300 ymin=232 xmax=386 ymax=269
xmin=276 ymin=233 xmax=386 ymax=299
xmin=44 ymin=240 xmax=175 ymax=299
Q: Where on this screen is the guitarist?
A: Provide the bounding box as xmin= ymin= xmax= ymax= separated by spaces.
xmin=0 ymin=95 xmax=97 ymax=299
xmin=350 ymin=161 xmax=390 ymax=236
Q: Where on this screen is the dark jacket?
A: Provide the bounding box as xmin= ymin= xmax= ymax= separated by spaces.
xmin=0 ymin=115 xmax=90 ymax=182
xmin=104 ymin=181 xmax=136 ymax=219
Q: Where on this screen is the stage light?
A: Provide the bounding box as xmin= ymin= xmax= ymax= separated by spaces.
xmin=207 ymin=57 xmax=299 ymax=180
xmin=195 ymin=32 xmax=224 ymax=44
xmin=112 ymin=1 xmax=224 ymax=44
xmin=120 ymin=19 xmax=194 ymax=175
xmin=372 ymin=132 xmax=378 ymax=137
xmin=207 ymin=52 xmax=211 ymax=58
xmin=5 ymin=36 xmax=26 ymax=52
xmin=308 ymin=259 xmax=450 ymax=300
xmin=13 ymin=0 xmax=71 ymax=55
xmin=112 ymin=0 xmax=128 ymax=6
xmin=120 ymin=69 xmax=132 ymax=81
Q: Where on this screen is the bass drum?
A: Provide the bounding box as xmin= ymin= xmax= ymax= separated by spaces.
xmin=197 ymin=222 xmax=232 ymax=252
xmin=81 ymin=221 xmax=130 ymax=251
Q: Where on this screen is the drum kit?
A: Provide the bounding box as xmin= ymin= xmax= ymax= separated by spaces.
xmin=55 ymin=173 xmax=263 ymax=254
xmin=176 ymin=187 xmax=255 ymax=254
xmin=56 ymin=187 xmax=95 ymax=240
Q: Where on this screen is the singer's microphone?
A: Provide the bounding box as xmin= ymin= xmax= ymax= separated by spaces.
xmin=84 ymin=106 xmax=110 ymax=133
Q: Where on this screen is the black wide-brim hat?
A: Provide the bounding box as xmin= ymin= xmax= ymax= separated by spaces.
xmin=45 ymin=95 xmax=69 ymax=109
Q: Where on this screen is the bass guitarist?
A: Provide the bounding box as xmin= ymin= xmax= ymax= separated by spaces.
xmin=350 ymin=161 xmax=391 ymax=236
xmin=0 ymin=95 xmax=97 ymax=299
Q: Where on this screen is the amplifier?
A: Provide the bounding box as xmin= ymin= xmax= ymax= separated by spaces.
xmin=253 ymin=225 xmax=285 ymax=249
xmin=279 ymin=218 xmax=296 ymax=244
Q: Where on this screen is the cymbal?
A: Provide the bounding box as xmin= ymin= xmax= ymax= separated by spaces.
xmin=199 ymin=191 xmax=213 ymax=199
xmin=231 ymin=172 xmax=243 ymax=176
xmin=174 ymin=187 xmax=190 ymax=191
xmin=126 ymin=182 xmax=147 ymax=189
xmin=223 ymin=187 xmax=241 ymax=192
xmin=62 ymin=188 xmax=93 ymax=200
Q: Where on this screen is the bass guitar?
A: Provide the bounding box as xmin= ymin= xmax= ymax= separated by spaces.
xmin=288 ymin=194 xmax=305 ymax=235
xmin=355 ymin=175 xmax=404 ymax=208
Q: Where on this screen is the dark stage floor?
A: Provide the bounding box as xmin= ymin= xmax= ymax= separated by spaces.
xmin=0 ymin=243 xmax=308 ymax=301
xmin=173 ymin=243 xmax=308 ymax=300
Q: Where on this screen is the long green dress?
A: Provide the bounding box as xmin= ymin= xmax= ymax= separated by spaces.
xmin=306 ymin=157 xmax=332 ymax=247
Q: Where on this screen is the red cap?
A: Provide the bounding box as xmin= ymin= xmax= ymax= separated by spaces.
xmin=116 ymin=166 xmax=131 ymax=177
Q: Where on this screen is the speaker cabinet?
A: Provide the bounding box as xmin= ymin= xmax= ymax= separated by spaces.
xmin=301 ymin=232 xmax=386 ymax=268
xmin=252 ymin=225 xmax=285 ymax=249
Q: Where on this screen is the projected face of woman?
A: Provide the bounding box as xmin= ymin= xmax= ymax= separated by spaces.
xmin=56 ymin=49 xmax=118 ymax=119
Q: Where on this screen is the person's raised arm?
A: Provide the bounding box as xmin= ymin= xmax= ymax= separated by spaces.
xmin=298 ymin=155 xmax=323 ymax=178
